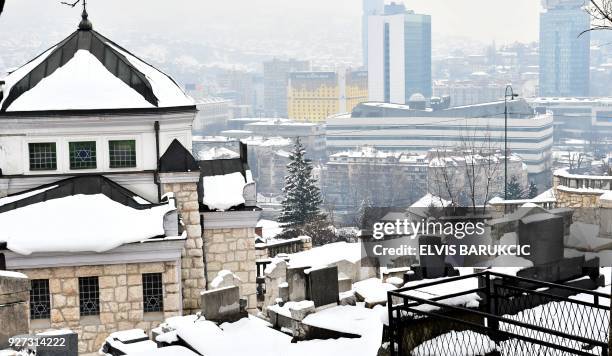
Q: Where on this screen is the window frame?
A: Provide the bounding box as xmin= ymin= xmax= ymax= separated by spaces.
xmin=108 ymin=139 xmax=137 ymax=169
xmin=142 ymin=273 xmax=164 ymax=313
xmin=69 ymin=141 xmax=98 ymax=170
xmin=28 ymin=142 xmax=57 ymax=171
xmin=78 ymin=276 xmax=100 ymax=317
xmin=30 ymin=279 xmax=51 ymax=320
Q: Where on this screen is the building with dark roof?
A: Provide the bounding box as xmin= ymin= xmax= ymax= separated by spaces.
xmin=0 ymin=9 xmax=261 ymax=354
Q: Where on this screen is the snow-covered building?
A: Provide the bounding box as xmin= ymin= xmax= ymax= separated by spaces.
xmin=0 ymin=11 xmax=260 ymax=354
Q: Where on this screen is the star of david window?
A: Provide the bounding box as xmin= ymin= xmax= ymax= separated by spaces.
xmin=78 ymin=276 xmax=100 ymax=316
xmin=69 ymin=141 xmax=97 ymax=169
xmin=30 ymin=279 xmax=51 ymax=320
xmin=142 ymin=273 xmax=164 ymax=313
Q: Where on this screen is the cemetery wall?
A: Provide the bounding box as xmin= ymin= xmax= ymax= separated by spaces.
xmin=0 ymin=273 xmax=30 ymax=350
xmin=18 ymin=261 xmax=181 ymax=354
xmin=203 ymin=227 xmax=258 ymax=310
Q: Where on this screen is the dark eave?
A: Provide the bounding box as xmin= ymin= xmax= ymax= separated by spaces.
xmin=0 ymin=175 xmax=162 ymax=214
xmin=0 ymin=105 xmax=196 ymax=118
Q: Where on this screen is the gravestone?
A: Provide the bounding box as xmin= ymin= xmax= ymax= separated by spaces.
xmin=287 ymin=266 xmax=309 ymax=302
xmin=418 ymin=235 xmax=446 ymax=278
xmin=519 ymin=213 xmax=564 ymax=266
xmin=338 ymin=277 xmax=352 ymax=293
xmin=305 ymin=266 xmax=339 ymax=307
xmin=201 ymin=286 xmax=241 ymax=322
xmin=36 ymin=331 xmax=79 ymax=356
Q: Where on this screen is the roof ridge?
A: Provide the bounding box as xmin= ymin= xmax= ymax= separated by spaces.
xmin=0 ymin=30 xmax=161 ymax=112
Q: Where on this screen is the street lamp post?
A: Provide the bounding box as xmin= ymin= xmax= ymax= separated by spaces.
xmin=504 ymin=85 xmax=519 ymax=201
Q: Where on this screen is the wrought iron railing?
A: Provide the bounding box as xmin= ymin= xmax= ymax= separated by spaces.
xmin=387 ymin=271 xmax=610 ymax=356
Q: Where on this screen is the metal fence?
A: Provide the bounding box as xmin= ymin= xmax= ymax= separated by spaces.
xmin=387 ymin=271 xmax=610 ymax=356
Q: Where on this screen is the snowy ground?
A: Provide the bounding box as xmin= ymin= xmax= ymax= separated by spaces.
xmin=152 ymin=306 xmax=384 ymax=356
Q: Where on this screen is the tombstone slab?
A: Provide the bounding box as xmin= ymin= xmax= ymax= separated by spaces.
xmin=287 ymin=266 xmax=309 ymax=302
xmin=201 ymin=286 xmax=241 ymax=322
xmin=305 ymin=266 xmax=339 ymax=307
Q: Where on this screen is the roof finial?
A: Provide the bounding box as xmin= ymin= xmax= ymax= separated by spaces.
xmin=60 ymin=0 xmax=92 ymax=30
xmin=79 ymin=0 xmax=92 ymax=30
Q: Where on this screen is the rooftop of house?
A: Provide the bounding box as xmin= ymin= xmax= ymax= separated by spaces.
xmin=0 ymin=175 xmax=179 ymax=255
xmin=0 ymin=11 xmax=194 ymax=113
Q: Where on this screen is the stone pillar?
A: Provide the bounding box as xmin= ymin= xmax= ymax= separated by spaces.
xmin=202 ymin=211 xmax=261 ymax=311
xmin=0 ymin=272 xmax=30 ymax=349
xmin=159 ymin=172 xmax=206 ymax=314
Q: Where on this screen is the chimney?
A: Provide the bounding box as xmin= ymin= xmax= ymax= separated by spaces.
xmin=239 ymin=142 xmax=248 ymax=165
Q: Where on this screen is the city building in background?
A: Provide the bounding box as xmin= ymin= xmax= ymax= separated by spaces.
xmin=362 ymin=0 xmax=385 ymax=67
xmin=323 ymin=147 xmax=429 ymax=216
xmin=367 ymin=6 xmax=432 ymax=104
xmin=263 ymin=58 xmax=310 ymax=117
xmin=326 ymin=99 xmax=553 ymax=186
xmin=193 ymin=97 xmax=233 ymax=135
xmin=287 ymin=69 xmax=368 ymax=122
xmin=433 ymin=78 xmax=507 ymax=107
xmin=529 ymin=97 xmax=612 ymax=151
xmin=539 ymin=0 xmax=590 ymax=97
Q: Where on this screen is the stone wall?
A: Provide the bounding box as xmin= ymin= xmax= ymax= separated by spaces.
xmin=161 ymin=179 xmax=206 ymax=315
xmin=0 ymin=273 xmax=30 ymax=349
xmin=203 ymin=227 xmax=258 ymax=309
xmin=18 ymin=261 xmax=181 ymax=354
xmin=554 ymin=187 xmax=602 ymax=224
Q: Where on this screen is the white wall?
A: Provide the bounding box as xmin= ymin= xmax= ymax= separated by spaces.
xmin=0 ymin=112 xmax=194 ymax=176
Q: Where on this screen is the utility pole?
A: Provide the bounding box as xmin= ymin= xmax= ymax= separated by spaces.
xmin=504 ymin=85 xmax=518 ymax=201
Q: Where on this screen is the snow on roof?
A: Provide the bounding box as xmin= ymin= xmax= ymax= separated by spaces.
xmin=0 ymin=194 xmax=175 ymax=255
xmin=287 ymin=242 xmax=364 ymax=269
xmin=197 ymin=147 xmax=239 ymax=160
xmin=106 ymin=41 xmax=194 ymax=108
xmin=240 ymin=136 xmax=292 ymax=147
xmin=0 ymin=185 xmax=57 ymax=207
xmin=7 ymin=50 xmax=152 ymax=111
xmin=256 ymin=219 xmax=283 ymax=239
xmin=410 ymin=193 xmax=451 ymax=208
xmin=1 ymin=30 xmax=193 ymax=112
xmin=202 ymin=172 xmax=246 ymax=211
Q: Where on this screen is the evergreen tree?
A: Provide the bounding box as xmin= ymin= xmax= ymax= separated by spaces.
xmin=278 ymin=138 xmax=323 ymax=229
xmin=527 ymin=181 xmax=538 ymax=199
xmin=506 ymin=176 xmax=525 ymax=200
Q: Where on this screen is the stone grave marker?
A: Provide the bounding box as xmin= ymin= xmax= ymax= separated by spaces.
xmin=519 ymin=213 xmax=564 ymax=266
xmin=201 ymin=286 xmax=241 ymax=322
xmin=287 ymin=266 xmax=309 ymax=302
xmin=305 ymin=266 xmax=339 ymax=307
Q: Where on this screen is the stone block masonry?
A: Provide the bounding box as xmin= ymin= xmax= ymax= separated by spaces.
xmin=161 ymin=178 xmax=206 ymax=315
xmin=18 ymin=261 xmax=181 ymax=354
xmin=203 ymin=227 xmax=258 ymax=310
xmin=0 ymin=273 xmax=30 ymax=349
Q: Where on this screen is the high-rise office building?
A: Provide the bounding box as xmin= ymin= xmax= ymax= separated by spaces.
xmin=539 ymin=0 xmax=590 ymax=97
xmin=287 ymin=69 xmax=368 ymax=122
xmin=362 ymin=0 xmax=385 ymax=67
xmin=368 ymin=8 xmax=432 ymax=104
xmin=263 ymin=58 xmax=310 ymax=117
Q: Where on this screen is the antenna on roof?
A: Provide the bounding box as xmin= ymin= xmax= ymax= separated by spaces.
xmin=60 ymin=0 xmax=92 ymax=30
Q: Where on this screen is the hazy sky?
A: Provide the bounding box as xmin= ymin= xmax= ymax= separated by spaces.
xmin=1 ymin=0 xmax=542 ymax=44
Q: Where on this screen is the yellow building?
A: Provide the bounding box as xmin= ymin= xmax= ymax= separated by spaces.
xmin=288 ymin=69 xmax=368 ymax=122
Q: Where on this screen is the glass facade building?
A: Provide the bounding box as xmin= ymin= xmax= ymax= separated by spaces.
xmin=539 ymin=2 xmax=590 ymax=97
